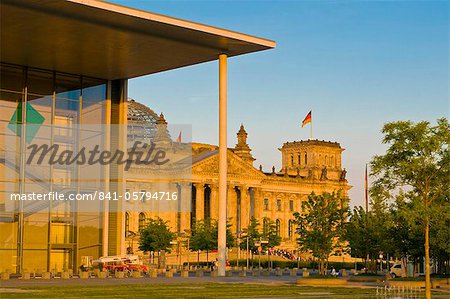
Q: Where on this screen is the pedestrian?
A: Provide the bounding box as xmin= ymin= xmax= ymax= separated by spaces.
xmin=331 ymin=267 xmax=338 ymax=277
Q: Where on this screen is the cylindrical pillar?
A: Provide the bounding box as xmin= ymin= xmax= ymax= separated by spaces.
xmin=195 ymin=183 xmax=204 ymax=221
xmin=240 ymin=186 xmax=249 ymax=230
xmin=218 ymin=54 xmax=228 ymax=277
xmin=210 ymin=184 xmax=218 ymax=220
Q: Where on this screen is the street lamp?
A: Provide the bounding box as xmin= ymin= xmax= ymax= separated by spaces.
xmin=126 ymin=231 xmax=137 ymax=254
xmin=256 ymin=237 xmax=268 ymax=269
xmin=241 ymin=228 xmax=249 ymax=269
xmin=183 ymin=229 xmax=191 ymax=270
xmin=236 ymin=231 xmax=241 ymax=268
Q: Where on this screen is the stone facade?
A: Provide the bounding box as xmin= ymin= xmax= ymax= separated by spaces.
xmin=124 ymin=100 xmax=350 ymax=252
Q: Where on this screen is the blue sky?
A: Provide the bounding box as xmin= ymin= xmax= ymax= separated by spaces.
xmin=113 ymin=0 xmax=449 ymax=207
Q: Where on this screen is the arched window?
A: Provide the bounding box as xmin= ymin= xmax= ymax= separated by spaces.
xmin=288 ymin=220 xmax=294 ymax=239
xmin=290 ymin=154 xmax=294 ymax=166
xmin=276 ymin=219 xmax=281 ymax=236
xmin=125 ymin=212 xmax=130 ymax=237
xmin=298 ymin=154 xmax=301 ymax=165
xmin=330 ymin=156 xmax=334 ymax=167
xmin=304 ymin=153 xmax=307 ymax=165
xmin=138 ymin=212 xmax=146 ymax=231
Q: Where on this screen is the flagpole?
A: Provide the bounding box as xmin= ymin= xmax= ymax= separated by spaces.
xmin=310 ymin=120 xmax=313 ymax=140
xmin=365 ymin=164 xmax=369 ymax=213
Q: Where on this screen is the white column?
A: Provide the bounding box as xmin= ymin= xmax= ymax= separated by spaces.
xmin=218 ymin=54 xmax=228 ymax=276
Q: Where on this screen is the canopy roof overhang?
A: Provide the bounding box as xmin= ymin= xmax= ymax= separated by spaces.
xmin=0 ymin=0 xmax=275 ymax=80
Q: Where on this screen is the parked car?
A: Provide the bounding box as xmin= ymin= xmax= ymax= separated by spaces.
xmin=390 ymin=264 xmax=402 ymax=278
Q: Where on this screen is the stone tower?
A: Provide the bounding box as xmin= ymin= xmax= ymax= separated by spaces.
xmin=279 ymin=139 xmax=346 ymax=181
xmin=234 ymin=124 xmax=255 ymax=165
xmin=154 ymin=112 xmax=172 ymax=146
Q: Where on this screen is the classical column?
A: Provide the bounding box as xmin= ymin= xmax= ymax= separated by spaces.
xmin=195 ymin=183 xmax=204 ymax=221
xmin=252 ymin=188 xmax=263 ymax=220
xmin=240 ymin=185 xmax=250 ymax=230
xmin=227 ymin=186 xmax=236 ymax=233
xmin=210 ymin=184 xmax=219 ymax=220
xmin=179 ymin=183 xmax=192 ymax=232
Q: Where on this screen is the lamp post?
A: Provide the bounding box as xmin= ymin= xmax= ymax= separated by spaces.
xmin=236 ymin=231 xmax=240 ymax=268
xmin=256 ymin=237 xmax=268 ymax=269
xmin=184 ymin=229 xmax=191 ymax=270
xmin=241 ymin=228 xmax=249 ymax=269
xmin=126 ymin=231 xmax=137 ymax=254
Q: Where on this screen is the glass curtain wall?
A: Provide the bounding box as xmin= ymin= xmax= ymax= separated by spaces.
xmin=0 ymin=62 xmax=107 ymax=273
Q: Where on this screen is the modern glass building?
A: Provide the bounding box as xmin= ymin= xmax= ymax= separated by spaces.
xmin=0 ymin=64 xmax=109 ymax=273
xmin=0 ymin=0 xmax=275 ymax=274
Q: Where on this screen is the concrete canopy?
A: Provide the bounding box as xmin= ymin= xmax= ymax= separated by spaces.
xmin=0 ymin=0 xmax=276 ymax=80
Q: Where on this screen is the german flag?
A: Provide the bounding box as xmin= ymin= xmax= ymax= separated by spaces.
xmin=301 ymin=111 xmax=312 ymax=127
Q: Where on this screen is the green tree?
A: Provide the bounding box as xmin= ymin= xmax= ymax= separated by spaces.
xmin=347 ymin=200 xmax=394 ymax=273
xmin=429 ymin=195 xmax=450 ymax=274
xmin=294 ymin=191 xmax=349 ymax=276
xmin=261 ymin=217 xmax=281 ymax=250
xmin=240 ymin=217 xmax=261 ymax=265
xmin=390 ymin=192 xmax=425 ymax=276
xmin=190 ymin=218 xmax=235 ymax=266
xmin=346 ymin=207 xmax=370 ymax=263
xmin=138 ymin=217 xmax=175 ymax=268
xmin=371 ymin=118 xmax=450 ymax=299
xmin=189 ymin=218 xmax=216 ymax=265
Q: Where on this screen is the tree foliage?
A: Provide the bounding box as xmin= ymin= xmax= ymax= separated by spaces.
xmin=138 ymin=217 xmax=175 ymax=253
xmin=294 ymin=191 xmax=349 ymax=275
xmin=189 ymin=218 xmax=235 ymax=252
xmin=370 ymin=118 xmax=449 ymax=298
xmin=240 ymin=217 xmax=262 ymax=251
xmin=261 ymin=217 xmax=282 ymax=250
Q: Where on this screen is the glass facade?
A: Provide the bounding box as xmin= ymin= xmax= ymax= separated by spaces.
xmin=0 ymin=63 xmax=108 ymax=273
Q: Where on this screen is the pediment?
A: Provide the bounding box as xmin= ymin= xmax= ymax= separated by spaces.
xmin=192 ymin=150 xmax=265 ymax=179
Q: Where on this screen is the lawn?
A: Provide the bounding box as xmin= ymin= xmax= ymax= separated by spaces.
xmin=0 ymin=283 xmax=381 ymax=299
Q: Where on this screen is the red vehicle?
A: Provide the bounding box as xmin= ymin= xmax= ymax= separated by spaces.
xmin=93 ymin=256 xmax=129 ymax=272
xmin=126 ymin=263 xmax=148 ymax=274
xmin=94 ymin=256 xmax=147 ymax=274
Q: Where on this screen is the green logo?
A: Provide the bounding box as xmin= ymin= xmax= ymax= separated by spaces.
xmin=7 ymin=102 xmax=45 ymax=144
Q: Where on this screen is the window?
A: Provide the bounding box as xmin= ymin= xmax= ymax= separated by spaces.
xmin=288 ymin=220 xmax=294 ymax=238
xmin=304 ymin=153 xmax=308 ymax=165
xmin=325 ymin=155 xmax=328 ymax=166
xmin=276 ymin=219 xmax=281 ymax=236
xmin=138 ymin=213 xmax=146 ymax=231
xmin=141 ymin=189 xmax=147 ymax=201
xmin=264 ymin=198 xmax=269 ymax=210
xmin=298 ymin=154 xmax=301 ymax=165
xmin=263 ymin=218 xmax=269 ymax=234
xmin=125 ymin=212 xmax=130 ymax=237
xmin=289 ymin=200 xmax=294 ymax=212
xmin=276 ymin=199 xmax=282 ymax=211
xmin=290 ymin=154 xmax=294 ymax=166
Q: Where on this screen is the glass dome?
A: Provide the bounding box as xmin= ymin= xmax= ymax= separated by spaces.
xmin=127 ymin=98 xmax=159 ymax=143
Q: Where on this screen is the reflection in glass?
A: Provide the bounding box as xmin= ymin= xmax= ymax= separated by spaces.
xmin=0 ymin=63 xmax=107 ymax=273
